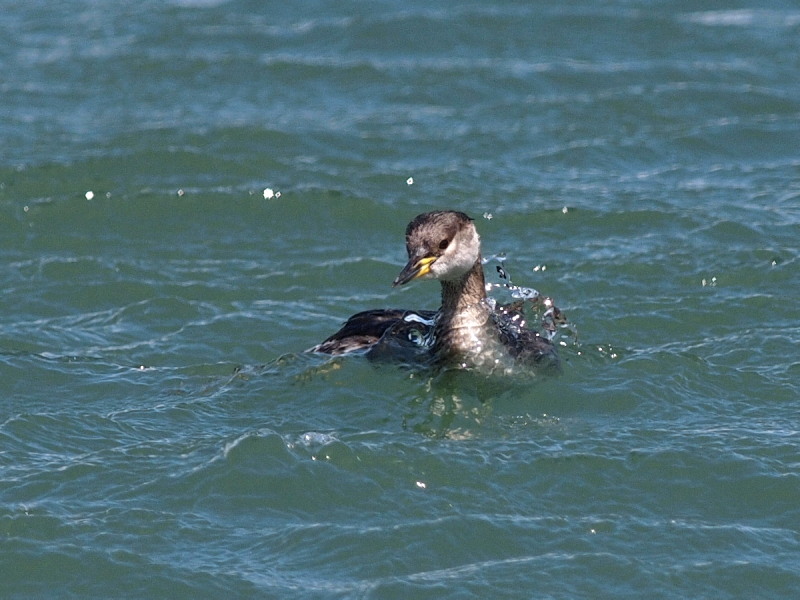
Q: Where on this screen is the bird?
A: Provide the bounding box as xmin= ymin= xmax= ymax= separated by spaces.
xmin=308 ymin=210 xmax=559 ymax=374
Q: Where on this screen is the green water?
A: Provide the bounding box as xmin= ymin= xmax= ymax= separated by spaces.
xmin=2 ymin=1 xmax=799 ymax=598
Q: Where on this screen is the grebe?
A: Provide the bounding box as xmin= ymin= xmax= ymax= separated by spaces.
xmin=309 ymin=211 xmax=559 ymax=373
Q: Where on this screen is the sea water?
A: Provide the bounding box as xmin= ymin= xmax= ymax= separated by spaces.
xmin=1 ymin=1 xmax=799 ymax=598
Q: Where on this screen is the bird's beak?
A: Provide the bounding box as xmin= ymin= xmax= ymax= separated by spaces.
xmin=393 ymin=255 xmax=437 ymax=287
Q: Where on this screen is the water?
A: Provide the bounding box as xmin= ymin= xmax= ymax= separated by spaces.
xmin=2 ymin=1 xmax=799 ymax=598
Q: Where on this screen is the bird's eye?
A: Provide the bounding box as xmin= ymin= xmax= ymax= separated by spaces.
xmin=438 ymin=239 xmax=449 ymax=250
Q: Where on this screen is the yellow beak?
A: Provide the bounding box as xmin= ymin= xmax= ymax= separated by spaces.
xmin=393 ymin=255 xmax=437 ymax=287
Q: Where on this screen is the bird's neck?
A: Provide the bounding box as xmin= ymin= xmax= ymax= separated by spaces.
xmin=432 ymin=258 xmax=493 ymax=363
xmin=438 ymin=258 xmax=487 ymax=319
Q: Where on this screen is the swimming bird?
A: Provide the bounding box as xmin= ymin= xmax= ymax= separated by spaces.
xmin=309 ymin=210 xmax=559 ymax=374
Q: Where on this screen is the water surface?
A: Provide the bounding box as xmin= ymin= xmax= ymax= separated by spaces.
xmin=2 ymin=1 xmax=799 ymax=598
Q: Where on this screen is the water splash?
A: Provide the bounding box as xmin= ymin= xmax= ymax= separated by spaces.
xmin=482 ymin=254 xmax=572 ymax=344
